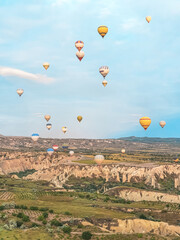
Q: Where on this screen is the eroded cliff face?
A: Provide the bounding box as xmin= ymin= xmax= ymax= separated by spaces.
xmin=106 ymin=188 xmax=180 ymax=204
xmin=24 ymin=163 xmax=180 ymax=190
xmin=99 ymin=219 xmax=180 ymax=236
xmin=0 ymin=152 xmax=180 ymax=194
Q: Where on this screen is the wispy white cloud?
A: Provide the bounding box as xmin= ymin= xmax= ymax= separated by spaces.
xmin=51 ymin=0 xmax=89 ymax=7
xmin=0 ymin=67 xmax=55 ymax=84
xmin=98 ymin=7 xmax=112 ymax=18
xmin=121 ymin=18 xmax=147 ymax=33
xmin=114 ymin=40 xmax=124 ymax=45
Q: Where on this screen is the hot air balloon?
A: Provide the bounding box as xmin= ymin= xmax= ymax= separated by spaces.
xmin=77 ymin=116 xmax=83 ymax=122
xmin=121 ymin=149 xmax=125 ymax=154
xmin=62 ymin=127 xmax=67 ymax=134
xmin=43 ymin=62 xmax=50 ymax=70
xmin=16 ymin=89 xmax=24 ymax=97
xmin=31 ymin=133 xmax=39 ymax=142
xmin=69 ymin=151 xmax=74 ymax=156
xmin=44 ymin=115 xmax=51 ymax=122
xmin=139 ymin=117 xmax=151 ymax=130
xmin=52 ymin=145 xmax=59 ymax=151
xmin=99 ymin=66 xmax=109 ymax=78
xmin=46 ymin=123 xmax=52 ymax=130
xmin=75 ymin=41 xmax=84 ymax=51
xmin=102 ymin=80 xmax=108 ymax=87
xmin=97 ymin=26 xmax=108 ymax=38
xmin=159 ymin=121 xmax=166 ymax=128
xmin=62 ymin=143 xmax=69 ymax=149
xmin=47 ymin=148 xmax=54 ymax=156
xmin=94 ymin=155 xmax=104 ymax=165
xmin=146 ymin=16 xmax=151 ymax=23
xmin=76 ymin=51 xmax=84 ymax=61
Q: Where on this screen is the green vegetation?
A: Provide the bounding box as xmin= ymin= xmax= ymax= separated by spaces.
xmin=10 ymin=169 xmax=37 ymax=178
xmin=82 ymin=231 xmax=92 ymax=240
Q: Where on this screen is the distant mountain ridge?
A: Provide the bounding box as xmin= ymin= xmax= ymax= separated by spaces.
xmin=119 ymin=136 xmax=180 ymax=143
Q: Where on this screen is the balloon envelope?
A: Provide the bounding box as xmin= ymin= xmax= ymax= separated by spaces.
xmin=97 ymin=26 xmax=108 ymax=38
xmin=43 ymin=62 xmax=50 ymax=70
xmin=76 ymin=51 xmax=84 ymax=61
xmin=62 ymin=144 xmax=69 ymax=149
xmin=46 ymin=123 xmax=52 ymax=130
xmin=77 ymin=116 xmax=83 ymax=122
xmin=159 ymin=121 xmax=166 ymax=128
xmin=99 ymin=66 xmax=109 ymax=78
xmin=146 ymin=16 xmax=151 ymax=23
xmin=121 ymin=149 xmax=125 ymax=154
xmin=139 ymin=117 xmax=151 ymax=130
xmin=102 ymin=80 xmax=108 ymax=87
xmin=44 ymin=115 xmax=51 ymax=122
xmin=94 ymin=155 xmax=104 ymax=165
xmin=31 ymin=133 xmax=39 ymax=142
xmin=52 ymin=145 xmax=59 ymax=151
xmin=69 ymin=151 xmax=74 ymax=156
xmin=62 ymin=127 xmax=67 ymax=134
xmin=17 ymin=89 xmax=24 ymax=97
xmin=75 ymin=41 xmax=84 ymax=51
xmin=47 ymin=148 xmax=54 ymax=156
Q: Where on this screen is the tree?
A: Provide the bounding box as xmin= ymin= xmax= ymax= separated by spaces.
xmin=62 ymin=225 xmax=72 ymax=234
xmin=82 ymin=231 xmax=92 ymax=240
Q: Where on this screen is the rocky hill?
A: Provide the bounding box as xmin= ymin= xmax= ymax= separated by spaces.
xmin=0 ymin=135 xmax=180 ymax=154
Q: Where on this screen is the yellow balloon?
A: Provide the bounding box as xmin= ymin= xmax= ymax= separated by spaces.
xmin=77 ymin=116 xmax=83 ymax=122
xmin=146 ymin=16 xmax=151 ymax=23
xmin=139 ymin=117 xmax=151 ymax=130
xmin=97 ymin=26 xmax=108 ymax=38
xmin=62 ymin=126 xmax=67 ymax=134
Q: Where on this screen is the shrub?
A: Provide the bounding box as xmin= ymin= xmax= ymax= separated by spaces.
xmin=139 ymin=213 xmax=147 ymax=220
xmin=82 ymin=231 xmax=92 ymax=240
xmin=64 ymin=211 xmax=72 ymax=216
xmin=17 ymin=212 xmax=24 ymax=218
xmin=0 ymin=206 xmax=5 ymax=211
xmin=20 ymin=205 xmax=28 ymax=210
xmin=31 ymin=222 xmax=39 ymax=227
xmin=39 ymin=207 xmax=49 ymax=212
xmin=22 ymin=215 xmax=30 ymax=222
xmin=38 ymin=215 xmax=44 ymax=221
xmin=30 ymin=206 xmax=38 ymax=211
xmin=51 ymin=219 xmax=62 ymax=227
xmin=62 ymin=225 xmax=72 ymax=234
xmin=77 ymin=223 xmax=83 ymax=228
xmin=17 ymin=220 xmax=23 ymax=228
xmin=104 ymin=196 xmax=110 ymax=202
xmin=49 ymin=209 xmax=54 ymax=213
xmin=137 ymin=233 xmax=143 ymax=238
xmin=43 ymin=212 xmax=48 ymax=218
xmin=42 ymin=219 xmax=47 ymax=225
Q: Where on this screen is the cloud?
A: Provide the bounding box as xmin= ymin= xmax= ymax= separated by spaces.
xmin=99 ymin=7 xmax=112 ymax=18
xmin=51 ymin=0 xmax=89 ymax=6
xmin=0 ymin=66 xmax=55 ymax=84
xmin=120 ymin=18 xmax=148 ymax=34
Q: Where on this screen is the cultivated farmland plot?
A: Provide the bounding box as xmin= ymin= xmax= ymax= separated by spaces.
xmin=0 ymin=192 xmax=15 ymax=200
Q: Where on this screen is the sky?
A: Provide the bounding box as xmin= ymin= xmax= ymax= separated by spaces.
xmin=0 ymin=0 xmax=180 ymax=139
